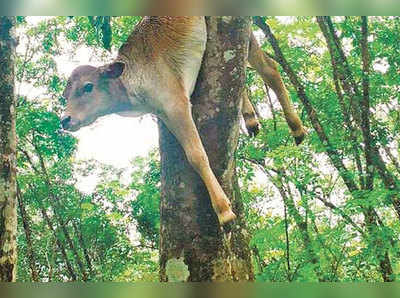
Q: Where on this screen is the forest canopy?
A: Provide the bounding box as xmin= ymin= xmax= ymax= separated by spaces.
xmin=7 ymin=16 xmax=400 ymax=281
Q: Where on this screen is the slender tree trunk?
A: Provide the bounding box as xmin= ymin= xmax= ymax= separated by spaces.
xmin=251 ymin=245 xmax=266 ymax=274
xmin=18 ymin=151 xmax=79 ymax=280
xmin=253 ymin=17 xmax=359 ymax=194
xmin=16 ymin=185 xmax=39 ymax=281
xmin=249 ymin=158 xmax=366 ymax=238
xmin=315 ymin=195 xmax=365 ymax=236
xmin=360 ymin=17 xmax=394 ymax=281
xmin=274 ymin=171 xmax=323 ymax=281
xmin=50 ymin=203 xmax=88 ymax=281
xmin=316 ymin=16 xmax=394 ymax=281
xmin=37 ymin=197 xmax=77 ymax=281
xmin=46 ymin=240 xmax=55 ymax=281
xmin=26 ymin=145 xmax=88 ymax=281
xmin=264 ymin=84 xmax=278 ymax=131
xmin=317 ymin=17 xmax=363 ymax=126
xmin=283 ymin=203 xmax=291 ymax=281
xmin=318 ymin=16 xmax=400 ymax=220
xmin=317 ymin=17 xmax=365 ymax=189
xmin=159 ymin=17 xmax=254 ymax=281
xmin=0 ymin=16 xmax=17 ymax=282
xmin=73 ymin=221 xmax=95 ymax=278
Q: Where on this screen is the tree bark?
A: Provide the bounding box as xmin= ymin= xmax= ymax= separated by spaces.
xmin=158 ymin=17 xmax=254 ymax=281
xmin=0 ymin=16 xmax=17 ymax=282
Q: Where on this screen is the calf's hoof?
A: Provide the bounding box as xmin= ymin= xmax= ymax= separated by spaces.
xmin=294 ymin=134 xmax=305 ymax=145
xmin=246 ymin=119 xmax=260 ymax=137
xmin=217 ymin=209 xmax=237 ymax=225
xmin=293 ymin=128 xmax=307 ymax=145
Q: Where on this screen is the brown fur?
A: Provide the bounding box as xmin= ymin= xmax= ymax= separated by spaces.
xmin=119 ymin=17 xmax=203 ymax=84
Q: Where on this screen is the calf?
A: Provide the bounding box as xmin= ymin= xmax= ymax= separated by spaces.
xmin=61 ymin=17 xmax=306 ymax=225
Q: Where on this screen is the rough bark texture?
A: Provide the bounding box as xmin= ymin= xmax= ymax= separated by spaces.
xmin=158 ymin=17 xmax=254 ymax=282
xmin=0 ymin=16 xmax=17 ymax=282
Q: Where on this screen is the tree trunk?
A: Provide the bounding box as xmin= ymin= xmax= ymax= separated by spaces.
xmin=38 ymin=198 xmax=77 ymax=281
xmin=276 ymin=171 xmax=323 ymax=281
xmin=318 ymin=16 xmax=400 ymax=220
xmin=360 ymin=17 xmax=394 ymax=281
xmin=158 ymin=17 xmax=254 ymax=282
xmin=73 ymin=221 xmax=95 ymax=278
xmin=24 ymin=144 xmax=88 ymax=281
xmin=16 ymin=185 xmax=39 ymax=281
xmin=0 ymin=16 xmax=17 ymax=282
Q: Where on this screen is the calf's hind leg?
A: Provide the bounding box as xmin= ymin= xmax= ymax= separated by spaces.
xmin=248 ymin=32 xmax=306 ymax=145
xmin=242 ymin=90 xmax=260 ymax=137
xmin=161 ymin=95 xmax=236 ymax=225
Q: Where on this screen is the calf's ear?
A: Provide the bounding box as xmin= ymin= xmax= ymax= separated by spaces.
xmin=101 ymin=62 xmax=125 ymax=79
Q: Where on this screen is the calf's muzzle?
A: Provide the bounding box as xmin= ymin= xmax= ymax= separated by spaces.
xmin=61 ymin=115 xmax=72 ymax=130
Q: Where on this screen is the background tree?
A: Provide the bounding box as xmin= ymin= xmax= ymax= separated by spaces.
xmin=0 ymin=16 xmax=17 ymax=282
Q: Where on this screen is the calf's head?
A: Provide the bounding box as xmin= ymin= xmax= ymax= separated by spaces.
xmin=61 ymin=62 xmax=129 ymax=131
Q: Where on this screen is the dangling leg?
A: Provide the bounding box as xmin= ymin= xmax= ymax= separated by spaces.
xmin=242 ymin=89 xmax=260 ymax=137
xmin=161 ymin=94 xmax=236 ymax=225
xmin=248 ymin=32 xmax=306 ymax=145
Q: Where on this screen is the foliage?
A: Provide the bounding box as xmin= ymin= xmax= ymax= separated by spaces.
xmin=10 ymin=16 xmax=400 ymax=281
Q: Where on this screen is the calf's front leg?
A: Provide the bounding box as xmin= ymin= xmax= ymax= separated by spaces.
xmin=160 ymin=96 xmax=236 ymax=225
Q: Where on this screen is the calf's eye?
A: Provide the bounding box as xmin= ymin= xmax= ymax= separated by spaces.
xmin=83 ymin=82 xmax=94 ymax=93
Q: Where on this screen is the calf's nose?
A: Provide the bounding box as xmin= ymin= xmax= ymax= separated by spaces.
xmin=61 ymin=116 xmax=72 ymax=129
